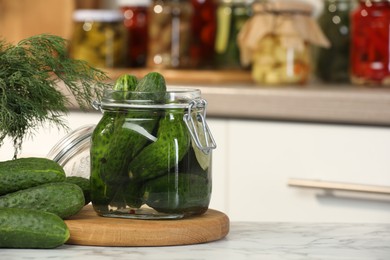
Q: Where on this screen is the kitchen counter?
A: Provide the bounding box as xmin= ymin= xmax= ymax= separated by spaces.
xmin=3 ymin=222 xmax=390 ymax=260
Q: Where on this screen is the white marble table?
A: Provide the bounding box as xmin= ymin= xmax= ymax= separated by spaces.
xmin=2 ymin=222 xmax=390 ymax=260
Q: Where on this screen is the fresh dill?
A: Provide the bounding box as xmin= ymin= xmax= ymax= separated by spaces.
xmin=0 ymin=34 xmax=111 ymax=158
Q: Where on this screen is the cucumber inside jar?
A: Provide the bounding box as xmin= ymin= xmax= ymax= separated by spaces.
xmin=90 ymin=108 xmax=212 ymax=218
xmin=90 ymin=74 xmax=214 ymax=219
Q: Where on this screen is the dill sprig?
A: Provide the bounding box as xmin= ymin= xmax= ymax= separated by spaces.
xmin=0 ymin=34 xmax=111 ymax=158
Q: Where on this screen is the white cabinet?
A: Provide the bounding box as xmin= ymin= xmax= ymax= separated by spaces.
xmin=208 ymin=118 xmax=390 ymax=223
xmin=1 ymin=111 xmax=390 ymax=223
xmin=0 ymin=111 xmax=102 ymax=160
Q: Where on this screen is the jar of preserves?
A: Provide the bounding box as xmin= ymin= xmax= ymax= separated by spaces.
xmin=70 ymin=9 xmax=126 ymax=68
xmin=215 ymin=0 xmax=252 ymax=69
xmin=190 ymin=0 xmax=217 ymax=68
xmin=118 ymin=0 xmax=151 ymax=67
xmin=90 ymin=88 xmax=216 ymax=219
xmin=147 ymin=0 xmax=193 ymax=69
xmin=350 ymin=0 xmax=390 ymax=85
xmin=315 ymin=0 xmax=355 ymax=83
xmin=238 ymin=1 xmax=330 ymax=85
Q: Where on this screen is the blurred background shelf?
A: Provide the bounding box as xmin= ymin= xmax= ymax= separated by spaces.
xmin=105 ymin=68 xmax=254 ymax=85
xmin=60 ymin=68 xmax=390 ymax=126
xmin=3 ymin=0 xmax=390 ymax=127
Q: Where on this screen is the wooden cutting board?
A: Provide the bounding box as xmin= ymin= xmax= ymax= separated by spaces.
xmin=64 ymin=205 xmax=230 ymax=247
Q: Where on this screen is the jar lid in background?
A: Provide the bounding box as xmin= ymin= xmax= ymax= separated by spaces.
xmin=73 ymin=9 xmax=124 ymax=22
xmin=47 ymin=124 xmax=95 ymax=178
xmin=117 ymin=0 xmax=151 ymax=7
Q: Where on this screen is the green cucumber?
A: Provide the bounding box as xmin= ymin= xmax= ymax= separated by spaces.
xmin=90 ymin=171 xmax=117 ymax=212
xmin=66 ymin=176 xmax=91 ymax=205
xmin=0 ymin=157 xmax=66 ymax=196
xmin=129 ymin=109 xmax=190 ymax=182
xmin=91 ymin=72 xmax=169 ymax=209
xmin=114 ymin=74 xmax=138 ymax=92
xmin=0 ymin=207 xmax=69 ymax=248
xmin=112 ymin=74 xmax=138 ymax=100
xmin=144 ymin=173 xmax=211 ymax=215
xmin=0 ymin=182 xmax=85 ymax=219
xmin=91 ymin=72 xmax=166 ymax=185
xmin=135 ymin=72 xmax=166 ymax=92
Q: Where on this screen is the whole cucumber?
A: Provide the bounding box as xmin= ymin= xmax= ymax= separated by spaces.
xmin=112 ymin=74 xmax=138 ymax=100
xmin=128 ymin=109 xmax=190 ymax=182
xmin=66 ymin=176 xmax=91 ymax=205
xmin=0 ymin=208 xmax=69 ymax=248
xmin=0 ymin=182 xmax=85 ymax=219
xmin=92 ymin=72 xmax=166 ymax=185
xmin=114 ymin=74 xmax=138 ymax=92
xmin=91 ymin=72 xmax=168 ymax=209
xmin=0 ymin=157 xmax=66 ymax=195
xmin=144 ymin=173 xmax=211 ymax=215
xmin=132 ymin=72 xmax=167 ymax=102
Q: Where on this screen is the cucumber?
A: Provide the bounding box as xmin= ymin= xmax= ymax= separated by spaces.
xmin=144 ymin=173 xmax=211 ymax=215
xmin=114 ymin=74 xmax=138 ymax=92
xmin=135 ymin=72 xmax=165 ymax=92
xmin=129 ymin=109 xmax=190 ymax=182
xmin=90 ymin=171 xmax=116 ymax=212
xmin=112 ymin=74 xmax=138 ymax=100
xmin=91 ymin=72 xmax=166 ymax=185
xmin=0 ymin=157 xmax=66 ymax=195
xmin=0 ymin=182 xmax=85 ymax=219
xmin=66 ymin=176 xmax=91 ymax=205
xmin=0 ymin=208 xmax=69 ymax=248
xmin=91 ymin=72 xmax=168 ymax=209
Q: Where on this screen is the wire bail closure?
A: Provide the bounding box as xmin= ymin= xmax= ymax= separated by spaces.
xmin=92 ymin=100 xmax=102 ymax=112
xmin=183 ymin=99 xmax=217 ymax=154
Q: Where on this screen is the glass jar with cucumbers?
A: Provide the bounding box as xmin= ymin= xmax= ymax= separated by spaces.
xmin=90 ymin=72 xmax=216 ymax=219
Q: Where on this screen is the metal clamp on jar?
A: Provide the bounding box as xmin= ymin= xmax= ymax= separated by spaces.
xmin=90 ymin=88 xmax=216 ymax=219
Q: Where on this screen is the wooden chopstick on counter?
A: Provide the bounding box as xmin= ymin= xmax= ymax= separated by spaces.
xmin=288 ymin=178 xmax=390 ymax=195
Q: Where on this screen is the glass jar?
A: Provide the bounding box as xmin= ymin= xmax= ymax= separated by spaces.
xmin=315 ymin=0 xmax=355 ymax=83
xmin=247 ymin=1 xmax=319 ymax=85
xmin=70 ymin=9 xmax=127 ymax=68
xmin=47 ymin=125 xmax=95 ymax=178
xmin=252 ymin=34 xmax=311 ymax=85
xmin=190 ymin=0 xmax=217 ymax=68
xmin=215 ymin=0 xmax=252 ymax=69
xmin=147 ymin=0 xmax=194 ymax=69
xmin=350 ymin=0 xmax=390 ymax=85
xmin=90 ymin=89 xmax=216 ymax=219
xmin=118 ymin=0 xmax=151 ymax=67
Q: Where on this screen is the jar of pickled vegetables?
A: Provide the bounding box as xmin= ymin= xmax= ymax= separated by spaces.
xmin=190 ymin=0 xmax=217 ymax=68
xmin=315 ymin=0 xmax=355 ymax=83
xmin=238 ymin=1 xmax=330 ymax=85
xmin=90 ymin=88 xmax=216 ymax=219
xmin=70 ymin=9 xmax=126 ymax=68
xmin=147 ymin=0 xmax=193 ymax=69
xmin=118 ymin=0 xmax=151 ymax=67
xmin=350 ymin=0 xmax=390 ymax=85
xmin=215 ymin=0 xmax=252 ymax=69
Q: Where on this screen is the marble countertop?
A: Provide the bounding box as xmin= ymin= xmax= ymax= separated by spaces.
xmin=3 ymin=222 xmax=390 ymax=260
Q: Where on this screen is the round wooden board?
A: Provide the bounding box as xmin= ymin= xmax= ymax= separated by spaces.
xmin=64 ymin=205 xmax=230 ymax=247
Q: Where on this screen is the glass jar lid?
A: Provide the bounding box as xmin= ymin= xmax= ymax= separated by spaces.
xmin=47 ymin=124 xmax=95 ymax=178
xmin=73 ymin=9 xmax=124 ymax=22
xmin=117 ymin=0 xmax=151 ymax=6
xmin=94 ymin=88 xmax=203 ymax=110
